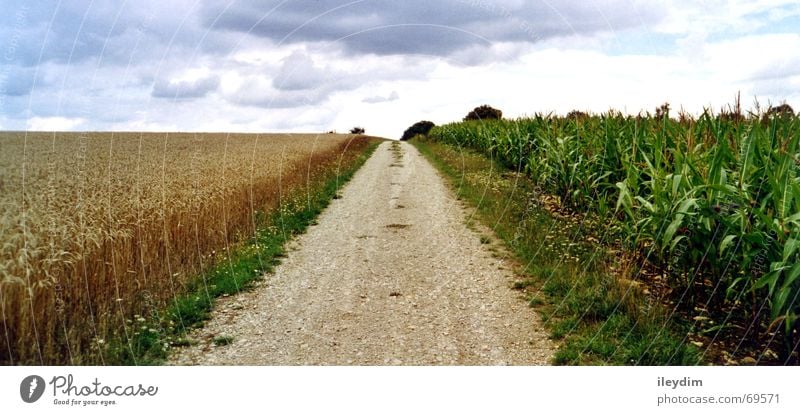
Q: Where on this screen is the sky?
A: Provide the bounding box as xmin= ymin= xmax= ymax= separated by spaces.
xmin=0 ymin=0 xmax=799 ymax=138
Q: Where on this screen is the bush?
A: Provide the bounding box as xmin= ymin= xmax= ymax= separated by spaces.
xmin=400 ymin=120 xmax=435 ymax=141
xmin=566 ymin=110 xmax=589 ymax=120
xmin=655 ymin=102 xmax=670 ymax=120
xmin=767 ymin=103 xmax=794 ymax=117
xmin=463 ymin=105 xmax=502 ymax=121
xmin=350 ymin=127 xmax=365 ymax=134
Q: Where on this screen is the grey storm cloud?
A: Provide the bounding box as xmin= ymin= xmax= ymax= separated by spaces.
xmin=200 ymin=0 xmax=665 ymax=57
xmin=1 ymin=1 xmax=666 ymax=71
xmin=152 ymin=74 xmax=220 ymax=99
xmin=0 ymin=1 xmax=236 ymax=67
xmin=0 ymin=0 xmax=668 ymax=125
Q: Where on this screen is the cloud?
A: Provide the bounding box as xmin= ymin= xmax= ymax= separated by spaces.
xmin=152 ymin=73 xmax=220 ymax=99
xmin=225 ymin=75 xmax=324 ymax=108
xmin=448 ymin=41 xmax=533 ymax=66
xmin=697 ymin=33 xmax=800 ymax=95
xmin=751 ymin=77 xmax=800 ymax=99
xmin=272 ymin=51 xmax=331 ymax=91
xmin=26 ymin=116 xmax=85 ymax=131
xmin=363 ymin=90 xmax=399 ymax=103
xmin=656 ymin=0 xmax=800 ymax=35
xmin=225 ymin=70 xmax=361 ymax=109
xmin=222 ymin=50 xmax=433 ymax=109
xmin=0 ymin=1 xmax=237 ymax=68
xmin=0 ymin=66 xmax=38 ymax=96
xmin=753 ymin=58 xmax=800 ymax=81
xmin=2 ymin=0 xmax=798 ymax=139
xmin=201 ymin=0 xmax=664 ymax=59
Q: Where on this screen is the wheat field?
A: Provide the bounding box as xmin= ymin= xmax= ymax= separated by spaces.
xmin=0 ymin=131 xmax=362 ymax=364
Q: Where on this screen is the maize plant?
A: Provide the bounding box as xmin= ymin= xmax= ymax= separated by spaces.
xmin=427 ymin=109 xmax=800 ymax=359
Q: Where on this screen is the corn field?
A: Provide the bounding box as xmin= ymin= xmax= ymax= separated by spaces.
xmin=0 ymin=131 xmax=360 ymax=364
xmin=427 ymin=110 xmax=800 ymax=360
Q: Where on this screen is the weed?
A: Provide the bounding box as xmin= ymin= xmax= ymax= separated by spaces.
xmin=213 ymin=335 xmax=234 ymax=346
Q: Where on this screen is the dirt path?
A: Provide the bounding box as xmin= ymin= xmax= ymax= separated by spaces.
xmin=170 ymin=141 xmax=553 ymax=365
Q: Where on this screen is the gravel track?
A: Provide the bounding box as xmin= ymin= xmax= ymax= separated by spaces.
xmin=170 ymin=141 xmax=553 ymax=365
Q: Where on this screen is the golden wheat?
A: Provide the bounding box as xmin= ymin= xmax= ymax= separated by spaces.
xmin=0 ymin=131 xmax=360 ymax=364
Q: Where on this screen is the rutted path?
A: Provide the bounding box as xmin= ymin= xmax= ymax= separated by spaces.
xmin=170 ymin=141 xmax=553 ymax=365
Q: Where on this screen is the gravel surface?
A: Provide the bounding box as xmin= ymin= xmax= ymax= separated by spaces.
xmin=169 ymin=141 xmax=554 ymax=365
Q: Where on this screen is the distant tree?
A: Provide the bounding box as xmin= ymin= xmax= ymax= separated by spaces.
xmin=718 ymin=111 xmax=745 ymax=123
xmin=463 ymin=105 xmax=502 ymax=121
xmin=400 ymin=120 xmax=435 ymax=141
xmin=655 ymin=102 xmax=670 ymax=120
xmin=767 ymin=103 xmax=795 ymax=117
xmin=566 ymin=110 xmax=588 ymax=120
xmin=350 ymin=127 xmax=365 ymax=134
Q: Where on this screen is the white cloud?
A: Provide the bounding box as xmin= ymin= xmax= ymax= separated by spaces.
xmin=737 ymin=34 xmax=800 ymax=80
xmin=217 ymin=49 xmax=435 ymax=110
xmin=152 ymin=70 xmax=220 ymax=99
xmin=655 ymin=0 xmax=800 ymax=35
xmin=27 ymin=116 xmax=85 ymax=131
xmin=324 ymin=31 xmax=800 ymax=138
xmin=362 ymin=91 xmax=399 ymax=104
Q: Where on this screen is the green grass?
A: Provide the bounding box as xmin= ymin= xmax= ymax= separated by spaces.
xmin=103 ymin=140 xmax=381 ymax=365
xmin=413 ymin=139 xmax=700 ymax=365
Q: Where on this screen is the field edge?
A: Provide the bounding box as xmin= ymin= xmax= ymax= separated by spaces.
xmin=412 ymin=138 xmax=701 ymax=365
xmin=104 ymin=137 xmax=383 ymax=365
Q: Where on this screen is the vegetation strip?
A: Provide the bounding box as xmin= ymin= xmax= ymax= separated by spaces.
xmin=420 ymin=106 xmax=800 ymax=365
xmin=106 ymin=138 xmax=381 ymax=364
xmin=413 ymin=138 xmax=700 ymax=365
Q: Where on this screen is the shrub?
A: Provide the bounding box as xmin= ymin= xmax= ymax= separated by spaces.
xmin=655 ymin=102 xmax=670 ymax=120
xmin=400 ymin=120 xmax=435 ymax=141
xmin=566 ymin=110 xmax=588 ymax=120
xmin=463 ymin=105 xmax=502 ymax=121
xmin=768 ymin=103 xmax=795 ymax=117
xmin=350 ymin=127 xmax=365 ymax=134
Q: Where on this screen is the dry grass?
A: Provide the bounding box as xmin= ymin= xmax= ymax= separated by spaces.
xmin=0 ymin=131 xmax=368 ymax=364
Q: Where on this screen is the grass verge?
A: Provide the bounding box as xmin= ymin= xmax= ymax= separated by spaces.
xmin=413 ymin=139 xmax=700 ymax=365
xmin=103 ymin=138 xmax=382 ymax=364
